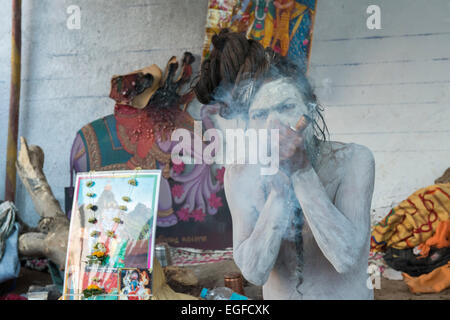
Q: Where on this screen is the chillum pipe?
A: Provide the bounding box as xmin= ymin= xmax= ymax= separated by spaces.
xmin=5 ymin=0 xmax=22 ymax=202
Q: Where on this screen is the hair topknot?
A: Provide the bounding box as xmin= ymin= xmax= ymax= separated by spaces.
xmin=211 ymin=29 xmax=230 ymax=51
xmin=194 ymin=29 xmax=266 ymax=106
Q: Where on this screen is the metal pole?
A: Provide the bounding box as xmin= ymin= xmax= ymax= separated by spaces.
xmin=5 ymin=0 xmax=22 ymax=201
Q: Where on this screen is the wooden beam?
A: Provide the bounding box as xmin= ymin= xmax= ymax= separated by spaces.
xmin=5 ymin=0 xmax=22 ymax=201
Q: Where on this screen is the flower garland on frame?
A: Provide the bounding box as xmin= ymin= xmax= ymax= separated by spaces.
xmin=82 ymin=278 xmax=105 ymax=299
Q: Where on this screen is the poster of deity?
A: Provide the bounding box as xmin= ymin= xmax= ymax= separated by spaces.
xmin=202 ymin=0 xmax=317 ymax=72
xmin=62 ymin=170 xmax=161 ymax=300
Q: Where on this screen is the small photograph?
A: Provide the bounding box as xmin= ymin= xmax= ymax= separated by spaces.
xmin=118 ymin=268 xmax=152 ymax=300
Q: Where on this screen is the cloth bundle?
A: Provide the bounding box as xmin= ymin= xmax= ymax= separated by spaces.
xmin=371 ymin=184 xmax=450 ymax=252
xmin=417 ymin=220 xmax=450 ymax=258
xmin=398 ymin=220 xmax=450 ymax=293
xmin=403 ymin=262 xmax=450 ymax=294
xmin=370 ymin=184 xmax=450 ymax=294
xmin=0 ymin=201 xmax=17 ymax=260
xmin=0 ymin=202 xmax=20 ymax=284
xmin=384 ymin=246 xmax=450 ymax=277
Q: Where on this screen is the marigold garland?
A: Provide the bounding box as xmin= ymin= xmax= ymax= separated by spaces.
xmin=83 ymin=284 xmax=104 ymax=298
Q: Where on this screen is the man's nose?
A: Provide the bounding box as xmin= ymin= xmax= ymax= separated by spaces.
xmin=266 ymin=113 xmax=276 ymax=128
xmin=266 ymin=113 xmax=283 ymax=130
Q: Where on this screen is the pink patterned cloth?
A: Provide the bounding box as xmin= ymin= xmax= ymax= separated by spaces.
xmin=170 ymin=247 xmax=233 ymax=266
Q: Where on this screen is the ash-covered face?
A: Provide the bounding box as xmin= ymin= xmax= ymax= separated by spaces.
xmin=248 ymin=78 xmax=308 ymax=130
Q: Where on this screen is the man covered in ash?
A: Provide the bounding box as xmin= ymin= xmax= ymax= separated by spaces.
xmin=194 ymin=29 xmax=375 ymax=299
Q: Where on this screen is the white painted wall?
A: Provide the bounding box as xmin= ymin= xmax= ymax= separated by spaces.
xmin=308 ymin=0 xmax=450 ymax=222
xmin=0 ymin=0 xmax=209 ymax=226
xmin=1 ymin=0 xmax=448 ymax=226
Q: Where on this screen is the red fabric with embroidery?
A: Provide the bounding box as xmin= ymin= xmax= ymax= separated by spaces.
xmin=114 ymin=104 xmax=156 ymax=159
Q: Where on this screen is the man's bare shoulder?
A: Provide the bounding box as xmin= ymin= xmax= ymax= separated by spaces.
xmin=326 ymin=141 xmax=375 ymax=197
xmin=317 ymin=141 xmax=375 ymax=198
xmin=322 ymin=141 xmax=375 ymax=170
xmin=347 ymin=143 xmax=375 ymax=174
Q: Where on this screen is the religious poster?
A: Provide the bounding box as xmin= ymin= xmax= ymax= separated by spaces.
xmin=62 ymin=170 xmax=161 ymax=300
xmin=202 ymin=0 xmax=317 ymax=72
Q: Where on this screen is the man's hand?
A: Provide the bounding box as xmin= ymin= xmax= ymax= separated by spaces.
xmin=269 ymin=118 xmax=310 ymax=170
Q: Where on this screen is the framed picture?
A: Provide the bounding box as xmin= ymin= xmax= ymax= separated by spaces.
xmin=62 ymin=170 xmax=161 ymax=300
xmin=118 ymin=268 xmax=152 ymax=300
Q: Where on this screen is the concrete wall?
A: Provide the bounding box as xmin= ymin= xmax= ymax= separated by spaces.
xmin=0 ymin=0 xmax=209 ymax=226
xmin=308 ymin=0 xmax=450 ymax=222
xmin=0 ymin=0 xmax=449 ymax=226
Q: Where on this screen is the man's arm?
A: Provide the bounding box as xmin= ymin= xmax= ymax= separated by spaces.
xmin=291 ymin=144 xmax=375 ymax=273
xmin=224 ymin=165 xmax=292 ymax=286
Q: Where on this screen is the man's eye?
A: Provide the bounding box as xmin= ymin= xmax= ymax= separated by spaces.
xmin=279 ymin=103 xmax=296 ymax=111
xmin=252 ymin=110 xmax=268 ymax=120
